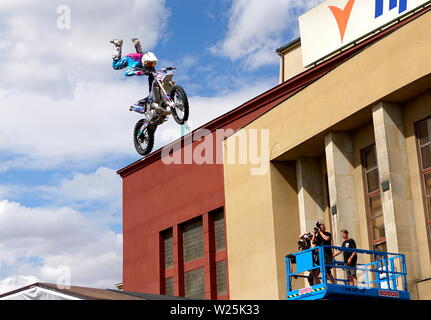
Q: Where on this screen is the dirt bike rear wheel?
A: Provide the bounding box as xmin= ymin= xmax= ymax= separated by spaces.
xmin=171 ymin=85 xmax=189 ymax=125
xmin=133 ymin=120 xmax=155 ymax=156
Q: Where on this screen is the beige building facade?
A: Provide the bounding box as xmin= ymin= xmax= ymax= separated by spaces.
xmin=223 ymin=7 xmax=431 ymax=300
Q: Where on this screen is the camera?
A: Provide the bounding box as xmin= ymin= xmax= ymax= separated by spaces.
xmin=314 ymin=221 xmax=321 ymax=232
xmin=298 ymin=233 xmax=313 ymax=251
xmin=297 ymin=239 xmax=308 ymax=251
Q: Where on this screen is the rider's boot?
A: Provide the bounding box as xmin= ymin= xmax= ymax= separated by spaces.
xmin=132 ymin=38 xmax=143 ymax=54
xmin=110 ymin=39 xmax=123 ymax=60
xmin=130 ymin=105 xmax=146 ymax=114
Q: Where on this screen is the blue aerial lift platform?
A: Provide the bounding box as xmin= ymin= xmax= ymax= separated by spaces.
xmin=285 ymin=246 xmax=410 ymax=300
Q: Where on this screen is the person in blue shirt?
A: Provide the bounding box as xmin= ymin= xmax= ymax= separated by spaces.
xmin=110 ymin=38 xmax=155 ymax=105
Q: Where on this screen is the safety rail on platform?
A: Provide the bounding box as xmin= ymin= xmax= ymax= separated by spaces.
xmin=285 ymin=246 xmax=410 ymax=300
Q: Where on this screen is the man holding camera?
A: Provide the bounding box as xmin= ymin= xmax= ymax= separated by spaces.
xmin=312 ymin=222 xmax=337 ymax=284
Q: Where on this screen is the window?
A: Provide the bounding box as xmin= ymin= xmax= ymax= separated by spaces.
xmin=159 ymin=208 xmax=229 ymax=299
xmin=162 ymin=229 xmax=173 ymax=270
xmin=416 ymin=117 xmax=431 ymax=247
xmin=161 ymin=228 xmax=174 ymax=295
xmin=362 ymin=145 xmax=386 ymax=251
xmin=184 ymin=267 xmax=205 ymax=299
xmin=165 ymin=277 xmax=174 ymax=296
xmin=182 ymin=218 xmax=203 ymax=262
xmin=213 ymin=208 xmax=226 ymax=251
xmin=216 ymin=260 xmax=227 ymax=297
xmin=210 ymin=208 xmax=228 ymax=299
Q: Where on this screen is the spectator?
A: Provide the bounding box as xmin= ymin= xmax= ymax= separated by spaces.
xmin=298 ymin=233 xmax=315 ymax=286
xmin=334 ymin=229 xmax=358 ymax=286
xmin=312 ymin=223 xmax=337 ymax=284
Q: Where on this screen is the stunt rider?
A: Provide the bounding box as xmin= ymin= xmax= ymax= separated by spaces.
xmin=110 ymin=38 xmax=156 ymax=113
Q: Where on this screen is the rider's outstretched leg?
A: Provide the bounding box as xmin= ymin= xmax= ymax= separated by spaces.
xmin=132 ymin=38 xmax=143 ymax=54
xmin=110 ymin=39 xmax=123 ymax=60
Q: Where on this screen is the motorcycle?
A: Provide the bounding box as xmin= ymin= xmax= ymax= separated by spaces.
xmin=130 ymin=67 xmax=189 ymax=156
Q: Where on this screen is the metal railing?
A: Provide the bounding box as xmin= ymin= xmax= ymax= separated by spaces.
xmin=285 ymin=245 xmax=408 ymax=295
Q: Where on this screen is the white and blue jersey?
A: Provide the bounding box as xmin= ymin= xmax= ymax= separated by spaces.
xmin=112 ymin=53 xmax=145 ymax=76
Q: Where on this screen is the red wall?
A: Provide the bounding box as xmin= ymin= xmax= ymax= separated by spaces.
xmin=122 ymin=152 xmax=225 ymax=293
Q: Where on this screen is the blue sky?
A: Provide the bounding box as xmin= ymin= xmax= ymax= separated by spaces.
xmin=0 ymin=0 xmax=323 ymax=292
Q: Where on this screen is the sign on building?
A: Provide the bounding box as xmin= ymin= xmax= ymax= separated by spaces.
xmin=299 ymin=0 xmax=431 ymax=67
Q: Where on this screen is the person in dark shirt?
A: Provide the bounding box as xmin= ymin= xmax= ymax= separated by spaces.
xmin=334 ymin=229 xmax=357 ymax=286
xmin=312 ymin=224 xmax=336 ymax=284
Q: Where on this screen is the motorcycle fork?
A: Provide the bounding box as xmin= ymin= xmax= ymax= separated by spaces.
xmin=153 ymin=76 xmax=174 ymax=108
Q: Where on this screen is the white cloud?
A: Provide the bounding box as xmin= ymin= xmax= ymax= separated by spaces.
xmin=210 ymin=0 xmax=324 ymax=70
xmin=0 ymin=200 xmax=122 ymax=292
xmin=0 ymin=0 xmax=170 ymax=97
xmin=39 ymin=167 xmax=121 ymax=204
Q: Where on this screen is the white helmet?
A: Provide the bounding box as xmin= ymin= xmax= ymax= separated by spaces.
xmin=141 ymin=52 xmax=158 ymax=68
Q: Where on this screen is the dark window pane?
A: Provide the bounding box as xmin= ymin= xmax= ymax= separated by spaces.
xmin=374 ymin=242 xmax=387 ymax=253
xmin=371 ymin=215 xmax=386 ymax=241
xmin=165 ymin=277 xmax=174 ymax=296
xmin=213 ymin=209 xmax=226 ymax=251
xmin=184 ymin=267 xmax=205 ymax=299
xmin=182 ymin=219 xmax=203 ymax=263
xmin=421 ymin=145 xmax=431 ymax=170
xmin=418 ymin=119 xmax=431 ymax=146
xmin=216 ymin=260 xmax=228 ymax=297
xmin=162 ymin=229 xmax=173 ymax=270
xmin=369 ymin=194 xmax=383 ymax=219
xmin=364 ymin=146 xmax=377 ymax=169
xmin=425 ymin=173 xmax=431 ymax=196
xmin=367 ymin=169 xmax=380 ymax=193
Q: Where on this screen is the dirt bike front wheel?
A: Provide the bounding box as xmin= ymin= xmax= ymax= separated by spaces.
xmin=133 ymin=120 xmax=155 ymax=156
xmin=171 ymin=85 xmax=189 ymax=125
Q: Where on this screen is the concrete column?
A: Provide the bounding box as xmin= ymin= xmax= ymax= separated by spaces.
xmin=296 ymin=157 xmax=325 ymax=234
xmin=270 ymin=161 xmax=302 ymax=298
xmin=325 ymin=132 xmax=361 ymax=246
xmin=372 ymin=101 xmax=419 ymax=296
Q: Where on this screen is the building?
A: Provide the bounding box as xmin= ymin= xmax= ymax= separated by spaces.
xmin=118 ymin=1 xmax=431 ymax=300
xmin=0 ymin=283 xmax=188 ymax=300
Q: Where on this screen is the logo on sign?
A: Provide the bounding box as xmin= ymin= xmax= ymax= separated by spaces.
xmin=329 ymin=0 xmax=356 ymax=42
xmin=300 ymin=0 xmax=429 ymax=67
xmin=375 ymin=0 xmax=408 ymax=18
xmin=329 ymin=0 xmax=409 ymax=43
xmin=379 ymin=290 xmax=400 ymax=298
